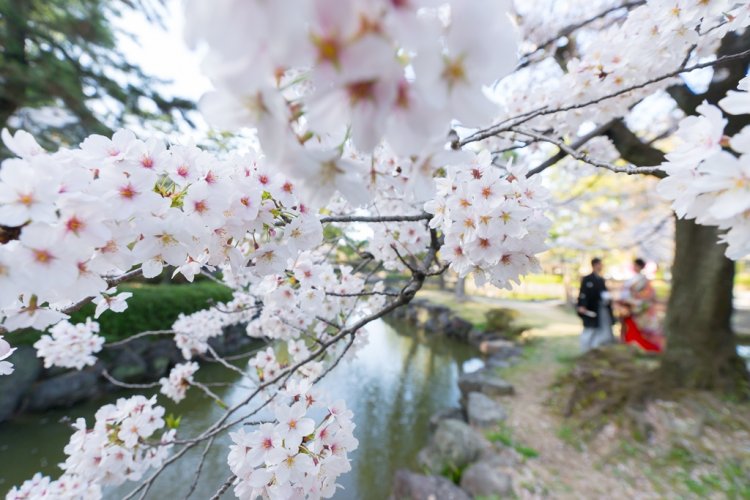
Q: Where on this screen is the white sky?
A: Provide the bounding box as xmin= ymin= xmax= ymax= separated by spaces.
xmin=114 ymin=0 xmax=212 ymax=134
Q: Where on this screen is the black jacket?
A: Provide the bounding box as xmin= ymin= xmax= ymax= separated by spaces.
xmin=576 ymin=273 xmax=614 ymax=328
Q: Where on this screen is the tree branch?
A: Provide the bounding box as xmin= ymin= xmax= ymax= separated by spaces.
xmin=514 ymin=127 xmax=663 ymax=176
xmin=462 ymin=47 xmax=750 ymax=146
xmin=320 ymin=213 xmax=431 ymax=223
xmin=517 ymin=1 xmax=645 ymax=69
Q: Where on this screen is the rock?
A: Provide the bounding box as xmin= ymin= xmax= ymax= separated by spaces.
xmin=108 ymin=347 xmax=148 ymax=383
xmin=26 ymin=370 xmax=100 ymax=411
xmin=110 ymin=362 xmax=148 ymax=383
xmin=429 ymin=407 xmax=464 ymax=431
xmin=418 ymin=419 xmax=489 ymax=473
xmin=150 ymin=356 xmax=171 ymax=378
xmin=209 ymin=323 xmax=256 ymax=356
xmin=485 ymin=357 xmax=512 ymax=369
xmin=143 ymin=339 xmax=182 ymax=370
xmin=445 ymin=316 xmax=473 ymax=340
xmin=0 ymin=346 xmax=42 ymax=422
xmin=459 ymin=461 xmax=513 ymax=497
xmin=466 ymin=392 xmax=506 ymax=427
xmin=390 ymin=470 xmax=471 ymax=500
xmin=479 ymin=339 xmax=522 ymax=359
xmin=480 ymin=449 xmax=519 ymax=468
xmin=458 ymin=369 xmax=514 ymax=399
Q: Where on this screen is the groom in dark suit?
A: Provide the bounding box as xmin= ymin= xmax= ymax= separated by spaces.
xmin=576 ymin=257 xmax=615 ymax=351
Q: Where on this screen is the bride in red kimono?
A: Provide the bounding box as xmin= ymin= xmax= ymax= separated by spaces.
xmin=617 ymin=258 xmax=664 ymax=352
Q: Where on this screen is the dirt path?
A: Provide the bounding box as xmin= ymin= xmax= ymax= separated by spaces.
xmin=486 ymin=306 xmax=656 ymax=499
xmin=502 ymin=350 xmax=659 ymax=499
xmin=496 ymin=301 xmax=750 ymax=500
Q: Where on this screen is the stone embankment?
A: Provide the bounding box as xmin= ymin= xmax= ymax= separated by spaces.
xmin=0 ymin=324 xmax=257 ymax=422
xmin=388 ymin=298 xmax=526 ymax=499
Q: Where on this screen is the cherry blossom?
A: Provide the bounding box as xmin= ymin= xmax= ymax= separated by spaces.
xmin=5 ymin=1 xmax=750 ymax=499
xmin=0 ymin=335 xmax=16 ymax=375
xmin=228 ymin=382 xmax=358 ymax=499
xmin=658 ymin=79 xmax=750 ymax=259
xmin=33 ymin=319 xmax=104 ymax=370
xmin=425 ymin=151 xmax=550 ymax=288
xmin=159 ymin=361 xmax=199 ymax=403
xmin=92 ymin=290 xmax=132 ymax=319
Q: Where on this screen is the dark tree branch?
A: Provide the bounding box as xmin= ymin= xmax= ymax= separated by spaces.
xmin=320 ymin=213 xmax=431 ymax=223
xmin=604 ymin=120 xmax=666 ymax=175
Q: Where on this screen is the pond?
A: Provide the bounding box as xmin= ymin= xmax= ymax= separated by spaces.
xmin=0 ymin=320 xmax=481 ymax=499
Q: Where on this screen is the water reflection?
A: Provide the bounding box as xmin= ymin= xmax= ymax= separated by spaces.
xmin=0 ymin=320 xmax=479 ymax=499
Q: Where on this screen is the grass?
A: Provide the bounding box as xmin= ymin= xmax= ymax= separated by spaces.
xmin=556 ymin=424 xmax=583 ymax=452
xmin=486 ymin=424 xmax=540 ymax=459
xmin=11 ymin=281 xmax=233 ymax=345
xmin=440 ymin=463 xmax=469 ymax=485
xmin=661 ymin=448 xmax=750 ymax=498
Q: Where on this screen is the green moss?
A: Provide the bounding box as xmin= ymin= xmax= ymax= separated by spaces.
xmin=440 ymin=462 xmax=468 ymax=485
xmin=486 ymin=424 xmax=539 ymax=459
xmin=11 ymin=282 xmax=233 ymax=345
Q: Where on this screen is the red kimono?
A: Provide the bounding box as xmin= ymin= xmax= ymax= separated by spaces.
xmin=619 ymin=275 xmax=664 ymax=353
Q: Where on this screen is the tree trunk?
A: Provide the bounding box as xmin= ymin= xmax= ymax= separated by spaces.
xmin=659 ymin=218 xmax=749 ymax=393
xmin=455 ymin=275 xmax=466 ymax=301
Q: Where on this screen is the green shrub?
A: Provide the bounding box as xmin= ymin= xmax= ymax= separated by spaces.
xmin=12 ymin=282 xmax=233 ymax=345
xmin=484 ymin=308 xmax=524 ymax=339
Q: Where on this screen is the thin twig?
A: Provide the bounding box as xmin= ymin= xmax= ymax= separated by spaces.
xmin=209 ymin=474 xmax=236 ymax=500
xmin=320 ymin=213 xmax=431 ymax=223
xmin=462 ymin=47 xmax=750 ymax=146
xmin=101 ymin=369 xmax=160 ymax=389
xmin=514 ymin=128 xmax=663 ymax=175
xmin=104 ymin=330 xmax=175 ymax=348
xmin=517 ymin=1 xmax=645 ymax=69
xmin=184 ymin=436 xmax=215 ymax=499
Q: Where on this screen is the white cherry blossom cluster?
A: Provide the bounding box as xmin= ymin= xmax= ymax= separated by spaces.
xmin=10 ymin=395 xmax=173 ymax=498
xmin=185 ymin=0 xmax=518 ymax=207
xmin=159 ymin=361 xmax=199 ymax=403
xmin=172 ymin=291 xmax=259 ymax=359
xmin=248 ymin=346 xmax=286 ymax=384
xmin=0 ymin=127 xmax=320 ymax=335
xmin=243 ymin=252 xmax=386 ymax=345
xmin=228 ymin=381 xmax=357 ymax=499
xmin=370 ymin=217 xmax=431 ymax=272
xmin=0 ymin=335 xmax=15 ymax=375
xmin=6 ymin=472 xmax=101 ymax=500
xmin=33 ymin=318 xmax=104 ymax=370
xmin=497 ymin=0 xmax=750 ymax=137
xmin=657 ymin=77 xmax=750 ymax=259
xmin=247 ymin=339 xmax=326 ymax=388
xmin=425 ymin=150 xmax=551 ymax=288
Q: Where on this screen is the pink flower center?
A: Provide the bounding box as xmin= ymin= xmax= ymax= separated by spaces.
xmin=119 ymin=184 xmax=137 ymax=199
xmin=33 ymin=249 xmax=54 ymax=264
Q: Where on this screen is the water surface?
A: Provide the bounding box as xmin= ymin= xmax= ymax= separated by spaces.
xmin=0 ymin=320 xmax=479 ymax=499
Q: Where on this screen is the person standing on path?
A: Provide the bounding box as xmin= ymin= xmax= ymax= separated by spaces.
xmin=576 ymin=257 xmax=615 ymax=352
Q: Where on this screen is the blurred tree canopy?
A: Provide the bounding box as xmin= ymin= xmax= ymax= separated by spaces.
xmin=0 ymin=0 xmax=194 ymax=149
